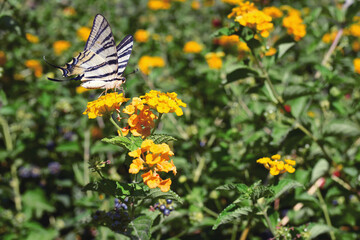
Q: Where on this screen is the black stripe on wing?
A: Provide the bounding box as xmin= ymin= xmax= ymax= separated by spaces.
xmin=116 ymin=35 xmax=134 ymax=75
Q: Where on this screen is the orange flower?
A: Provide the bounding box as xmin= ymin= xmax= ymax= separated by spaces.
xmin=265 ymin=47 xmax=277 ymax=56
xmin=147 ymin=0 xmax=171 ymax=10
xmin=128 ymin=140 xmax=176 ymax=192
xmin=26 ymin=33 xmax=39 ymax=43
xmin=257 ymin=154 xmax=296 ymax=176
xmin=138 ymin=56 xmax=165 ymax=75
xmin=282 ymin=10 xmax=306 ymax=41
xmin=262 ymin=6 xmax=283 ymax=18
xmin=218 ymin=35 xmax=240 ymax=46
xmin=77 ymin=27 xmax=91 ymax=42
xmin=354 ymin=58 xmax=360 ymax=74
xmin=25 ymin=59 xmax=43 ymax=77
xmin=235 ymin=10 xmax=273 ymax=38
xmin=53 ymin=40 xmax=71 ymax=55
xmin=183 ymin=41 xmax=203 ymax=53
xmin=205 ymin=52 xmax=225 ymax=69
xmin=135 ymin=29 xmax=150 ymax=43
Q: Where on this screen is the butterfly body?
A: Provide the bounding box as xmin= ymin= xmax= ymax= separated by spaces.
xmin=45 ymin=14 xmax=134 ymax=91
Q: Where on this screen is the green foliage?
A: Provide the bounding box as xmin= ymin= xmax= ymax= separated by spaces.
xmin=102 ymin=135 xmax=143 ymax=151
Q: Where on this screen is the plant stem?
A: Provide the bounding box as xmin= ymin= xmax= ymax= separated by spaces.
xmin=0 ymin=115 xmax=13 ymax=151
xmin=239 ymin=218 xmax=252 ymax=240
xmin=83 ymin=129 xmax=90 ymax=193
xmin=109 ymin=114 xmax=123 ymax=133
xmin=151 ymin=113 xmax=163 ymax=135
xmin=202 ymin=206 xmax=218 ymax=218
xmin=316 ymin=189 xmax=336 ymax=240
xmin=231 ymin=222 xmax=238 ymax=240
xmin=263 ymin=208 xmax=276 ymax=236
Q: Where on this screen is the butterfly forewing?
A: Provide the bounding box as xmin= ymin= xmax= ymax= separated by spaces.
xmin=116 ymin=35 xmax=134 ymax=76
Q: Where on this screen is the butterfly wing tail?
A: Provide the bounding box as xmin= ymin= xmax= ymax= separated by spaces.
xmin=43 ymin=56 xmax=70 ymax=77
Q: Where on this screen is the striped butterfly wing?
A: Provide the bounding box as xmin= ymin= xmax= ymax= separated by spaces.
xmin=116 ymin=35 xmax=134 ymax=76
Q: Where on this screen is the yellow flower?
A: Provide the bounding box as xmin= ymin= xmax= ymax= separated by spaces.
xmin=262 ymin=6 xmax=283 ymax=18
xmin=257 ymin=154 xmax=296 ymax=176
xmin=218 ymin=35 xmax=240 ymax=46
xmin=227 ymin=1 xmax=257 ymax=19
xmin=152 ymin=33 xmax=160 ymax=41
xmin=135 ymin=29 xmax=150 ymax=43
xmin=352 ymin=41 xmax=360 ymax=52
xmin=128 ymin=139 xmax=176 ymax=192
xmin=63 ymin=6 xmax=76 ymax=16
xmin=165 ymin=35 xmax=173 ymax=42
xmin=282 ymin=11 xmax=306 ymax=41
xmin=205 ymin=52 xmax=225 ymax=69
xmin=307 ymin=111 xmax=315 ymax=118
xmin=147 ymin=0 xmax=171 ymax=10
xmin=77 ymin=27 xmax=91 ymax=42
xmin=183 ymin=41 xmax=203 ymax=53
xmin=53 ymin=40 xmax=71 ymax=55
xmin=138 ymin=56 xmax=165 ymax=75
xmin=265 ymin=47 xmax=277 ymax=56
xmin=0 ymin=51 xmax=6 ymax=65
xmin=222 ymin=0 xmax=243 ymax=4
xmin=354 ymin=58 xmax=360 ymax=74
xmin=191 ymin=0 xmax=200 ymax=9
xmin=25 ymin=33 xmax=39 ymax=43
xmin=25 ymin=59 xmax=43 ymax=77
xmin=83 ymin=92 xmax=129 ymax=119
xmin=237 ymin=41 xmax=250 ymax=52
xmin=235 ymin=10 xmax=274 ymax=38
xmin=204 ymin=0 xmax=214 ymax=7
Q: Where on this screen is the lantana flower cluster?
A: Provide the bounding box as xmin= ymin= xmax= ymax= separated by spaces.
xmin=129 ymin=139 xmax=177 ymax=192
xmin=282 ymin=7 xmax=306 ymax=41
xmin=138 ymin=56 xmax=165 ymax=75
xmin=257 ymin=154 xmax=296 ymax=176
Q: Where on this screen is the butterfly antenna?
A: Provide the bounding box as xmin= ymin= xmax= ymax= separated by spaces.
xmin=125 ymin=68 xmax=139 ymax=77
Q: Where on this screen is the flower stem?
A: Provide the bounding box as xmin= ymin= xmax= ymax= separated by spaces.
xmin=316 ymin=189 xmax=336 ymax=240
xmin=109 ymin=114 xmax=123 ymax=134
xmin=151 ymin=113 xmax=163 ymax=135
xmin=239 ymin=218 xmax=252 ymax=240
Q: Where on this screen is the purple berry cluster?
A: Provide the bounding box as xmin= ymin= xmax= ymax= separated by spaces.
xmin=18 ymin=165 xmax=41 ymax=178
xmin=154 ymin=199 xmax=174 ymax=216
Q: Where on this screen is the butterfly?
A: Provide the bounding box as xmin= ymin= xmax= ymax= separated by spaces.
xmin=44 ymin=14 xmax=134 ymax=91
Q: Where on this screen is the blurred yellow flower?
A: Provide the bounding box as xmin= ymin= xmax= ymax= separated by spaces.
xmin=352 ymin=41 xmax=360 ymax=52
xmin=191 ymin=1 xmax=200 ymax=10
xmin=282 ymin=10 xmax=306 ymax=41
xmin=53 ymin=40 xmax=71 ymax=55
xmin=25 ymin=59 xmax=43 ymax=77
xmin=265 ymin=47 xmax=277 ymax=56
xmin=0 ymin=51 xmax=6 ymax=65
xmin=135 ymin=29 xmax=150 ymax=43
xmin=165 ymin=35 xmax=173 ymax=42
xmin=63 ymin=6 xmax=76 ymax=16
xmin=257 ymin=154 xmax=296 ymax=176
xmin=204 ymin=0 xmax=214 ymax=6
xmin=77 ymin=27 xmax=91 ymax=42
xmin=322 ymin=31 xmax=337 ymax=44
xmin=218 ymin=35 xmax=240 ymax=46
xmin=141 ymin=90 xmax=187 ymax=116
xmin=183 ymin=41 xmax=202 ymax=53
xmin=262 ymin=6 xmax=283 ymax=18
xmin=221 ymin=0 xmax=243 ymax=4
xmin=205 ymin=52 xmax=224 ymax=69
xmin=348 ymin=24 xmax=360 ymax=37
xmin=152 ymin=33 xmax=160 ymax=41
xmin=354 ymin=58 xmax=360 ymax=74
xmin=83 ymin=92 xmax=129 ymax=119
xmin=307 ymin=111 xmax=315 ymax=118
xmin=237 ymin=41 xmax=250 ymax=52
xmin=228 ymin=1 xmax=257 ymax=19
xmin=26 ymin=33 xmax=39 ymax=43
xmin=138 ymin=56 xmax=165 ymax=75
xmin=148 ymin=0 xmax=171 ymax=10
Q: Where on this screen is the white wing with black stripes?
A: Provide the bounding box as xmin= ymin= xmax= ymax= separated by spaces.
xmin=44 ymin=14 xmax=134 ymax=90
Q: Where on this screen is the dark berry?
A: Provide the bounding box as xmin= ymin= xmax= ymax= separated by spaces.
xmin=159 ymin=204 xmax=166 ymax=212
xmin=120 ymin=203 xmax=128 ymax=210
xmin=114 ymin=198 xmax=120 ymax=204
xmin=166 ymin=199 xmax=172 ymax=204
xmin=163 ymin=209 xmax=171 ymax=216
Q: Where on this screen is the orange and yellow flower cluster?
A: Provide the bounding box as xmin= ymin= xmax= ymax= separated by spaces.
xmin=26 ymin=33 xmax=39 ymax=43
xmin=77 ymin=27 xmax=91 ymax=42
xmin=129 ymin=139 xmax=176 ymax=192
xmin=205 ymin=52 xmax=225 ymax=69
xmin=53 ymin=40 xmax=71 ymax=55
xmin=83 ymin=92 xmax=129 ymax=119
xmin=257 ymin=154 xmax=296 ymax=176
xmin=354 ymin=58 xmax=360 ymax=74
xmin=138 ymin=56 xmax=165 ymax=75
xmin=134 ymin=29 xmax=150 ymax=43
xmin=282 ymin=7 xmax=306 ymax=41
xmin=348 ymin=17 xmax=360 ymax=37
xmin=262 ymin=6 xmax=283 ymax=19
xmin=147 ymin=0 xmax=171 ymax=10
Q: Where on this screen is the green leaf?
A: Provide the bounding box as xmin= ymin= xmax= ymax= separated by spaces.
xmin=311 ymin=158 xmax=329 ymax=183
xmin=145 ymin=188 xmax=183 ymax=204
xmin=211 ymin=27 xmax=230 ymax=37
xmin=283 ymin=85 xmax=316 ymax=100
xmin=216 ymin=183 xmax=247 ymax=193
xmin=55 ymin=142 xmax=80 ymax=153
xmin=226 ymin=67 xmax=259 ymax=83
xmin=309 ymin=224 xmax=333 ymax=239
xmin=102 ymin=135 xmax=143 ymax=151
xmin=126 ymin=215 xmax=154 ymax=240
xmin=288 ymin=96 xmax=308 ymax=119
xmin=324 ymin=120 xmax=360 ymax=137
xmin=278 ymin=42 xmax=295 ymax=58
xmin=82 ymin=179 xmax=146 ymax=199
xmin=212 ymin=206 xmax=252 ymax=230
xmin=147 ymin=134 xmax=177 ymax=144
xmin=23 ymin=188 xmax=55 ymax=218
xmin=268 ymin=179 xmax=303 ymax=203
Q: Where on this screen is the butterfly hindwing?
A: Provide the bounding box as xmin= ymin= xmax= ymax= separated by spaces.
xmin=116 ymin=35 xmax=134 ymax=76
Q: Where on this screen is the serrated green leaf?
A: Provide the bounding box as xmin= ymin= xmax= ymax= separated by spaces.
xmin=126 ymin=215 xmax=154 ymax=240
xmin=311 ymin=158 xmax=329 ymax=183
xmin=212 ymin=206 xmax=252 ymax=230
xmin=102 ymin=136 xmax=143 ymax=151
xmin=309 ymin=224 xmax=333 ymax=239
xmin=211 ymin=27 xmax=230 ymax=37
xmin=226 ymin=67 xmax=259 ymax=83
xmin=268 ymin=179 xmax=303 ymax=203
xmin=324 ymin=120 xmax=360 ymax=137
xmin=146 ymin=188 xmax=183 ymax=204
xmin=147 ymin=134 xmax=177 ymax=144
xmin=278 ymin=42 xmax=295 ymax=58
